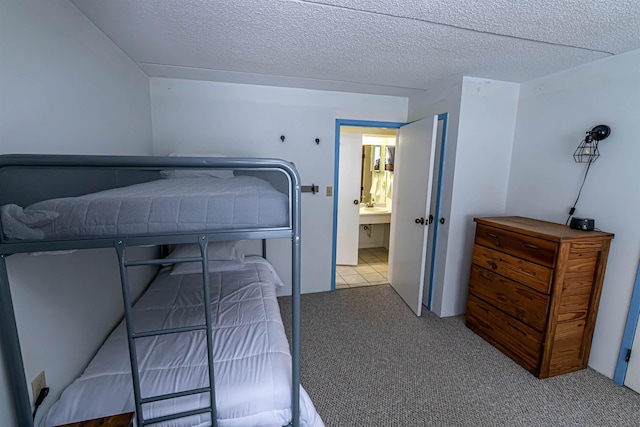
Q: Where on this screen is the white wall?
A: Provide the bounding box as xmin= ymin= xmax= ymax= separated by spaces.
xmin=0 ymin=0 xmax=152 ymax=155
xmin=0 ymin=2 xmax=154 ymax=425
xmin=6 ymin=249 xmax=157 ymax=427
xmin=150 ymin=77 xmax=408 ymax=295
xmin=407 ymin=78 xmax=519 ymax=317
xmin=439 ymin=77 xmax=519 ymax=316
xmin=506 ymin=48 xmax=640 ymax=378
xmin=358 ymin=224 xmax=388 ymax=249
xmin=408 ymin=82 xmax=463 ymax=316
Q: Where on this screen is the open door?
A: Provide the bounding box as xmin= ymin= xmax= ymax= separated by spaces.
xmin=625 ymin=325 xmax=640 ymax=393
xmin=615 ymin=259 xmax=640 ymax=393
xmin=422 ymin=113 xmax=449 ymax=311
xmin=388 ymin=116 xmax=438 ymax=315
xmin=336 ymin=133 xmax=363 ymax=265
xmin=620 ymin=260 xmax=640 ymax=393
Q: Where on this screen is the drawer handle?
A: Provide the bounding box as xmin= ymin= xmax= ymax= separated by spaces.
xmin=522 ymin=243 xmax=540 ymax=251
xmin=486 ymin=232 xmax=498 ymax=238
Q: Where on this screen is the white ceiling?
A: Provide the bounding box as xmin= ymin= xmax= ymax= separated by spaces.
xmin=71 ymin=0 xmax=640 ymax=97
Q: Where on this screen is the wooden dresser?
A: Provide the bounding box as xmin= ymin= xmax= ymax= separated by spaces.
xmin=54 ymin=412 xmax=134 ymax=427
xmin=465 ymin=216 xmax=613 ymax=378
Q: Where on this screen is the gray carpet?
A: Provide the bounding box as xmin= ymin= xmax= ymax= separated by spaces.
xmin=279 ymin=285 xmax=640 ymax=427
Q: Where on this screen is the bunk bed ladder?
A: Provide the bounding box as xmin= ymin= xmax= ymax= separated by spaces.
xmin=115 ymin=238 xmax=218 ymax=427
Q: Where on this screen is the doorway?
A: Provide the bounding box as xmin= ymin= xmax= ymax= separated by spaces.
xmin=331 ymin=120 xmax=405 ymax=291
xmin=335 ymin=126 xmax=398 ymax=288
xmin=614 ymin=259 xmax=640 ymax=393
xmin=331 ymin=114 xmax=449 ymax=318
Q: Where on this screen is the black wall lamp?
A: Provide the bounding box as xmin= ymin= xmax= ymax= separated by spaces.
xmin=573 ymin=124 xmax=611 ymax=163
xmin=566 ymin=124 xmax=612 ymax=227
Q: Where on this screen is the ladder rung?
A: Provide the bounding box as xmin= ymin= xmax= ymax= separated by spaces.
xmin=125 ymin=256 xmax=203 ymax=267
xmin=141 ymin=406 xmax=212 ymax=426
xmin=141 ymin=387 xmax=210 ymax=405
xmin=133 ymin=324 xmax=207 ymax=339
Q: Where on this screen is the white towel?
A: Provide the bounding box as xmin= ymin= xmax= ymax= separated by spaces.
xmin=369 ymin=175 xmax=380 ymax=200
xmin=386 ymin=173 xmax=394 ymax=199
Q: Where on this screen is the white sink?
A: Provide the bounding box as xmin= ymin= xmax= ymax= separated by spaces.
xmin=360 ymin=206 xmax=391 ymax=224
xmin=360 ymin=206 xmax=389 ymax=213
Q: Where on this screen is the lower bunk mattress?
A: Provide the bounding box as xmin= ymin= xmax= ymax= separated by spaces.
xmin=42 ymin=259 xmax=324 ymax=427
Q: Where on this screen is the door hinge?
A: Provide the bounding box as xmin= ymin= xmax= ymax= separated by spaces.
xmin=625 ymin=348 xmax=632 ymax=363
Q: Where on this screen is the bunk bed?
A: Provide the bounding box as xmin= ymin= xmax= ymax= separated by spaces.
xmin=0 ymin=154 xmax=322 ymax=427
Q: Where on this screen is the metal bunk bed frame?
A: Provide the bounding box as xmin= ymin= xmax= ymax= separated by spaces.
xmin=0 ymin=154 xmax=302 ymax=427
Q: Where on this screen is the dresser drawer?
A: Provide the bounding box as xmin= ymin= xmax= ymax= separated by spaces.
xmin=466 ymin=294 xmax=542 ymax=374
xmin=472 ymin=244 xmax=553 ymax=294
xmin=468 ymin=265 xmax=549 ymax=331
xmin=475 ymin=224 xmax=557 ymax=268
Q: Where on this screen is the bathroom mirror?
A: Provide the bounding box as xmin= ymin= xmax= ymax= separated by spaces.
xmin=361 ymin=137 xmax=395 ymax=207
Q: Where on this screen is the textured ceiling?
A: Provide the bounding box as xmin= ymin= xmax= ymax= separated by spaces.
xmin=71 ymin=0 xmax=640 ymax=96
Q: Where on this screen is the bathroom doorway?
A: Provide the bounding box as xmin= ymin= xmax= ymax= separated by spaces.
xmin=331 ymin=115 xmax=449 ymax=316
xmin=334 ymin=124 xmax=400 ymax=289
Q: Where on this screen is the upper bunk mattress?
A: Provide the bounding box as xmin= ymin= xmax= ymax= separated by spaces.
xmin=42 ymin=260 xmax=323 ymax=427
xmin=1 ymin=176 xmax=289 ymax=240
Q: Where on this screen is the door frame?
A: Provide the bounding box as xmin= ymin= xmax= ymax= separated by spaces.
xmin=331 ymin=119 xmax=406 ymax=291
xmin=614 ymin=258 xmax=640 ymax=385
xmin=424 ymin=113 xmax=449 ymax=310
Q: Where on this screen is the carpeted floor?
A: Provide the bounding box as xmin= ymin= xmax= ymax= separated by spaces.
xmin=279 ymin=285 xmax=640 ymax=427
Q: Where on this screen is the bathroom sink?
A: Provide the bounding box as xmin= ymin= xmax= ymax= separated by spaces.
xmin=360 ymin=206 xmax=390 ymax=214
xmin=359 ymin=206 xmax=391 ymax=224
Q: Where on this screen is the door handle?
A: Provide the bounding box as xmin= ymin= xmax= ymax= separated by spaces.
xmin=428 ymin=215 xmax=434 ymax=224
xmin=353 ymin=199 xmax=359 ymax=205
xmin=415 ymin=217 xmax=424 ymax=225
xmin=440 ymin=218 xmax=446 ymax=224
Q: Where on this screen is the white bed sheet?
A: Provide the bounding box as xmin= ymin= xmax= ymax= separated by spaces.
xmin=42 ymin=260 xmax=323 ymax=427
xmin=1 ymin=176 xmax=288 ymax=240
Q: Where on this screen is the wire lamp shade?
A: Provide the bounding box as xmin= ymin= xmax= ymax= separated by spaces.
xmin=573 ymin=124 xmax=611 ymax=163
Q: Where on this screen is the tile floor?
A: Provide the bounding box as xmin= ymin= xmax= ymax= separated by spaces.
xmin=336 ymin=247 xmax=389 ymax=289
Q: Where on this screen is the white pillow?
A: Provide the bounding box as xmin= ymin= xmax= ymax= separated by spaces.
xmin=168 ymin=151 xmax=227 ymax=158
xmin=243 ymin=256 xmax=286 ymax=287
xmin=160 ymin=169 xmax=234 ymax=179
xmin=168 ymin=242 xmax=244 ymax=275
xmin=161 ymin=152 xmax=234 ymax=179
xmin=170 ymin=259 xmax=245 ymax=275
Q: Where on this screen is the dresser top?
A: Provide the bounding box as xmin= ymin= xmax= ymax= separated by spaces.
xmin=474 ymin=216 xmax=614 ymax=242
xmin=54 ymin=412 xmax=134 ymax=427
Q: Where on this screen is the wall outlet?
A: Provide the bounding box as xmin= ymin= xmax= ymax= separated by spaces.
xmin=31 ymin=371 xmax=46 ymax=401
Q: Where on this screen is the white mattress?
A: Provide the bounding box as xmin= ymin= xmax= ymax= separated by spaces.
xmin=1 ymin=176 xmax=289 ymax=240
xmin=42 ymin=260 xmax=324 ymax=427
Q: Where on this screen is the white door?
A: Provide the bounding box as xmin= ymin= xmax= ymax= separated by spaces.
xmin=388 ymin=116 xmax=438 ymax=315
xmin=625 ymin=320 xmax=640 ymax=393
xmin=422 ymin=117 xmax=445 ymax=310
xmin=336 ymin=133 xmax=363 ymax=265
